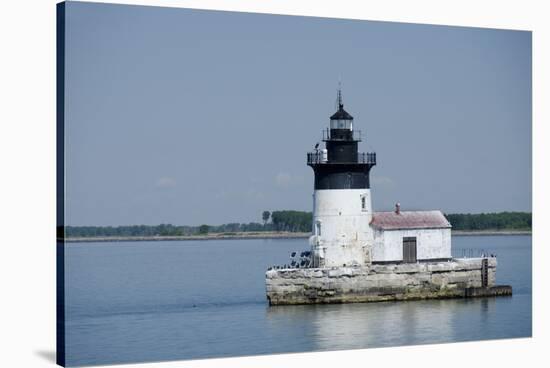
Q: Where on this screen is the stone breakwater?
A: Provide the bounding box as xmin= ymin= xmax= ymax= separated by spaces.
xmin=266 ymin=258 xmax=511 ymax=305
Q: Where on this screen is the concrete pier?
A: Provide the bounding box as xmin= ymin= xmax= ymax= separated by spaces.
xmin=266 ymin=258 xmax=511 ymax=305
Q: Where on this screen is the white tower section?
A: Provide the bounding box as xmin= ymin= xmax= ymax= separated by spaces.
xmin=309 ymin=189 xmax=374 ymax=267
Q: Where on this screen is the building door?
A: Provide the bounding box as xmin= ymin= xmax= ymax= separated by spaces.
xmin=403 ymin=237 xmax=417 ymax=263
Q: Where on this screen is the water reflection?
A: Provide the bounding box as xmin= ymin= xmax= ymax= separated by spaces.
xmin=267 ymin=297 xmax=499 ymax=351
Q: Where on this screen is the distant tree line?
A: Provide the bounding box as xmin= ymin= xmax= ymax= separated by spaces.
xmin=65 ymin=222 xmax=270 ymax=238
xmin=270 ymin=210 xmax=312 ymax=232
xmin=64 ymin=211 xmax=530 ymax=238
xmin=444 ymin=212 xmax=531 ymax=231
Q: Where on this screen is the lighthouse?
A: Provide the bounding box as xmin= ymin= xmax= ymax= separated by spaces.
xmin=266 ymin=88 xmax=509 ymax=306
xmin=307 ymin=88 xmax=376 ymax=267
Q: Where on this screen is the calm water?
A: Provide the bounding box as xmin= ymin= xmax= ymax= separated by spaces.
xmin=65 ymin=235 xmax=532 ymax=366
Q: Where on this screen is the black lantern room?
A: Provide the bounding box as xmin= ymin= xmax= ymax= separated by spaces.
xmin=307 ymin=89 xmax=376 ymax=190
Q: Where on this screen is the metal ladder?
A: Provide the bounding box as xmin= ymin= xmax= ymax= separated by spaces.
xmin=481 ymin=258 xmax=489 ymax=288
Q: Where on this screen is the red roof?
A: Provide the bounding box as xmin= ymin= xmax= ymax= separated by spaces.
xmin=371 ymin=210 xmax=451 ymax=230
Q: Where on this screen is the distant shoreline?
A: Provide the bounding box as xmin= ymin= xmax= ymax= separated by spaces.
xmin=62 ymin=229 xmax=531 ymax=243
xmin=62 ymin=231 xmax=310 ymax=243
xmin=451 ymin=230 xmax=531 ymax=236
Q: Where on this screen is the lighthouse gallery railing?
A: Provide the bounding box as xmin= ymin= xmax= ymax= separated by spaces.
xmin=307 ymin=152 xmax=376 ymax=165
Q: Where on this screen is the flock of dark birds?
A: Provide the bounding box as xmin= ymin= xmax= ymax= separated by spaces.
xmin=267 ymin=251 xmax=312 ymax=270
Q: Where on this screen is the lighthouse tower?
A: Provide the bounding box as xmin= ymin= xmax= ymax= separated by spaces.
xmin=307 ymin=89 xmax=376 ymax=267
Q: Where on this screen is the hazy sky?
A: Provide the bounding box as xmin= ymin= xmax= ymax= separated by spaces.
xmin=64 ymin=1 xmax=531 ymax=226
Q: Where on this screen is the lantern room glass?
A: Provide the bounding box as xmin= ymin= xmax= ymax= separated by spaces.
xmin=330 ymin=119 xmax=352 ymax=130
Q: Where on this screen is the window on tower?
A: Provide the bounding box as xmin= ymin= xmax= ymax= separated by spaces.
xmin=315 ymin=221 xmax=322 ymax=236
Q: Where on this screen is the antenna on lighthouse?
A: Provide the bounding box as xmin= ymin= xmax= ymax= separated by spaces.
xmin=336 ymin=78 xmax=344 ymax=110
xmin=338 ymin=81 xmax=343 ymax=107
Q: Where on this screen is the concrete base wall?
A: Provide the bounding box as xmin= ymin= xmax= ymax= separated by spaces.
xmin=266 ymin=258 xmax=499 ymax=305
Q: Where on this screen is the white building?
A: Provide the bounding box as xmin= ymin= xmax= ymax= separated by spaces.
xmin=371 ymin=206 xmax=452 ymax=263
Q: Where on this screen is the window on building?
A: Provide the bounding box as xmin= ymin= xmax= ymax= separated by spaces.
xmin=361 ymin=195 xmax=367 ymax=211
xmin=315 ymin=221 xmax=322 ymax=236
